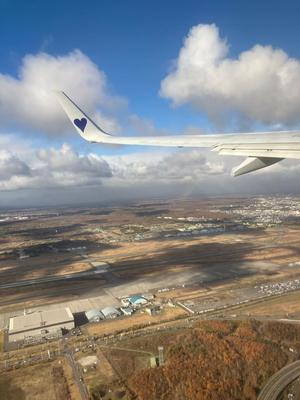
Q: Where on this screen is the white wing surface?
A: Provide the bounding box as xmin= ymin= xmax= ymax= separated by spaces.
xmin=56 ymin=91 xmax=300 ymax=176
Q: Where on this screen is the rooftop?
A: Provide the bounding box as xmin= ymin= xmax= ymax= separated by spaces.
xmin=101 ymin=306 xmax=120 ymax=317
xmin=85 ymin=309 xmax=104 ymax=320
xmin=9 ymin=307 xmax=73 ymax=334
xmin=129 ymin=295 xmax=147 ymax=304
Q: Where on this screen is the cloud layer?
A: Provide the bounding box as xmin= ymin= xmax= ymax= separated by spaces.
xmin=0 ymin=143 xmax=112 ymax=191
xmin=1 ymin=135 xmax=300 ymax=208
xmin=0 ymin=50 xmax=122 ymax=134
xmin=160 ymin=24 xmax=300 ymax=126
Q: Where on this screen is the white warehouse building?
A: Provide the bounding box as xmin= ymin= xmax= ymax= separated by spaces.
xmin=85 ymin=309 xmax=104 ymax=323
xmin=9 ymin=307 xmax=74 ymax=343
xmin=101 ymin=306 xmax=121 ymax=319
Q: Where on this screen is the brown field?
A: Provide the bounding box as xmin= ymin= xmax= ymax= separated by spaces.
xmin=86 ymin=307 xmax=187 ymax=337
xmin=235 ymin=290 xmax=300 ymax=318
xmin=0 ymin=359 xmax=81 ymax=400
xmin=2 ymin=198 xmax=300 ymax=312
xmin=0 ymin=331 xmax=4 ymax=352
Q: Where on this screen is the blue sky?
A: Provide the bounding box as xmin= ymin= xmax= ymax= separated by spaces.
xmin=1 ymin=0 xmax=300 ymax=207
xmin=2 ymin=0 xmax=300 ymax=134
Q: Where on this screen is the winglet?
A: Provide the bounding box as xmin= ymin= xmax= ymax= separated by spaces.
xmin=55 ymin=91 xmax=111 ymax=142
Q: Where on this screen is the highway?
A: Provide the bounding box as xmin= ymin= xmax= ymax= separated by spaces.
xmin=258 ymin=360 xmax=300 ymax=400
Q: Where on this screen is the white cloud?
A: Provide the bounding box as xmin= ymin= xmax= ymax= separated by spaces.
xmin=1 ymin=139 xmax=300 ymax=207
xmin=128 ymin=114 xmax=171 ymax=136
xmin=0 ymin=151 xmax=31 ymax=181
xmin=160 ymin=24 xmax=300 ymax=126
xmin=110 ymin=149 xmax=226 ymax=181
xmin=0 ymin=50 xmax=123 ymax=134
xmin=0 ymin=144 xmax=112 ymax=191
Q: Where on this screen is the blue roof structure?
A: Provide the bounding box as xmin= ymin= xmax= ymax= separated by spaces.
xmin=128 ymin=295 xmax=147 ymax=305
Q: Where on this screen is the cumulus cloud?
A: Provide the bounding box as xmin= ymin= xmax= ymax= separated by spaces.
xmin=1 ymin=139 xmax=300 ymax=207
xmin=0 ymin=144 xmax=112 ymax=191
xmin=36 ymin=144 xmax=112 ymax=177
xmin=0 ymin=50 xmax=123 ymax=134
xmin=0 ymin=152 xmax=31 ymax=181
xmin=111 ymin=149 xmax=226 ymax=181
xmin=160 ymin=24 xmax=300 ymax=126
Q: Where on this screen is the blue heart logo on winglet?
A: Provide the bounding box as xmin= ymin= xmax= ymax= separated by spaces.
xmin=74 ymin=118 xmax=87 ymax=132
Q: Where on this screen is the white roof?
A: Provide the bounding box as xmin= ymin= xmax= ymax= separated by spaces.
xmin=9 ymin=307 xmax=73 ymax=333
xmin=85 ymin=309 xmax=103 ymax=320
xmin=101 ymin=306 xmax=120 ymax=317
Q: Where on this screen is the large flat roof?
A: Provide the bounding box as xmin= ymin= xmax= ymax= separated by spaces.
xmin=9 ymin=307 xmax=73 ymax=334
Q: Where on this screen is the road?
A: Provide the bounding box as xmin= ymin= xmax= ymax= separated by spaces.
xmin=258 ymin=360 xmax=300 ymax=400
xmin=65 ymin=349 xmax=90 ymax=400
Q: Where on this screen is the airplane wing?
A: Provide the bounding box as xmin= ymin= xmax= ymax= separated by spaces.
xmin=56 ymin=91 xmax=300 ymax=176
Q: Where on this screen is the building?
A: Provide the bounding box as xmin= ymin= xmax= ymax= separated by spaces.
xmin=8 ymin=307 xmax=74 ymax=343
xmin=145 ymin=305 xmax=161 ymax=316
xmin=128 ymin=295 xmax=148 ymax=307
xmin=121 ymin=298 xmax=130 ymax=307
xmin=150 ymin=356 xmax=157 ymax=368
xmin=101 ymin=306 xmax=121 ymax=319
xmin=85 ymin=309 xmax=104 ymax=323
xmin=120 ymin=307 xmax=134 ymax=316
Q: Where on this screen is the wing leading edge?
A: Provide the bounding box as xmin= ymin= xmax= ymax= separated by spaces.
xmin=56 ymin=91 xmax=300 ymax=176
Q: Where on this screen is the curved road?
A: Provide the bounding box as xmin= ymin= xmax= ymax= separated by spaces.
xmin=258 ymin=360 xmax=300 ymax=400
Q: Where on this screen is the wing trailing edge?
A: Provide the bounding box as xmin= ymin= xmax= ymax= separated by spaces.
xmin=232 ymin=157 xmax=283 ymax=176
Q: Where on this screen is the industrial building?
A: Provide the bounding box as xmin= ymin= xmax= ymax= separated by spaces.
xmin=145 ymin=305 xmax=161 ymax=316
xmin=8 ymin=307 xmax=74 ymax=343
xmin=121 ymin=298 xmax=130 ymax=307
xmin=128 ymin=295 xmax=148 ymax=307
xmin=120 ymin=306 xmax=134 ymax=316
xmin=85 ymin=309 xmax=104 ymax=323
xmin=101 ymin=306 xmax=121 ymax=319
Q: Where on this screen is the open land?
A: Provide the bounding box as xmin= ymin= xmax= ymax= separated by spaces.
xmin=2 ymin=196 xmax=300 ymax=399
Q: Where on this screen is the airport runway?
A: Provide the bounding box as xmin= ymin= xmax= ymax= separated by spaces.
xmin=258 ymin=360 xmax=300 ymax=400
xmin=0 ymin=236 xmax=284 ymax=291
xmin=0 ymin=267 xmax=109 ymax=289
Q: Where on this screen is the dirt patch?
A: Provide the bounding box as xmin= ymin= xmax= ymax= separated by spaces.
xmin=0 ymin=360 xmax=71 ymax=400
